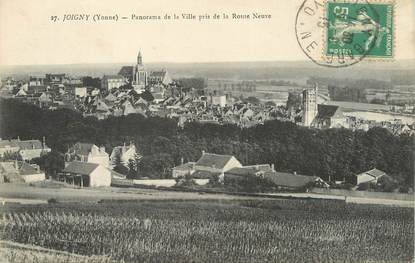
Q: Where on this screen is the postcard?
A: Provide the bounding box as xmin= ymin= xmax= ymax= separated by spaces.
xmin=0 ymin=0 xmax=414 ymax=262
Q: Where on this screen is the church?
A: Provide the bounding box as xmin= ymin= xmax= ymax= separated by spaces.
xmin=302 ymin=84 xmax=348 ymax=129
xmin=118 ymin=51 xmax=172 ymax=94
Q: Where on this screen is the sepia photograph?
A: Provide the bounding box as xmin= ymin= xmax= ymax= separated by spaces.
xmin=0 ymin=0 xmax=414 ymax=262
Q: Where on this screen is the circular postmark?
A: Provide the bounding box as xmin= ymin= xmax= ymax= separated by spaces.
xmin=295 ymin=0 xmax=381 ymax=68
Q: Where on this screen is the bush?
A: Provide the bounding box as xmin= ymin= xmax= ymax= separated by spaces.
xmin=47 ymin=198 xmax=58 ymax=204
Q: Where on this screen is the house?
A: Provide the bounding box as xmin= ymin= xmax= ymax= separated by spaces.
xmin=354 ymin=168 xmax=386 ymax=185
xmin=0 ymin=161 xmax=45 ymax=183
xmin=16 ymin=138 xmax=51 ymax=160
xmin=191 ymin=152 xmax=242 ymax=180
xmin=15 ymin=88 xmax=28 ymax=97
xmin=224 ymin=164 xmax=274 ymax=184
xmin=210 ymin=95 xmax=227 ymax=107
xmin=0 ymin=138 xmax=51 ymax=160
xmin=110 ymin=143 xmax=138 ymax=168
xmin=62 ymin=161 xmax=111 ymax=187
xmin=264 ymin=171 xmax=329 ymax=191
xmin=172 ymin=162 xmax=196 ymax=178
xmin=0 ymin=139 xmax=20 ymax=157
xmin=66 ymin=143 xmax=110 ymax=167
xmin=105 ymin=92 xmax=117 ymax=102
xmin=148 ymin=69 xmax=172 ymax=85
xmin=74 ymin=87 xmax=87 ymax=97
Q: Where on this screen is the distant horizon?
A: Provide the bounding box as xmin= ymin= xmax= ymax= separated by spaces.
xmin=1 ymin=58 xmax=415 ymax=68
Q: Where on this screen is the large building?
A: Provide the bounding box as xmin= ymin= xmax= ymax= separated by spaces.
xmin=117 ymin=51 xmax=171 ymax=93
xmin=302 ymin=84 xmax=347 ymax=129
xmin=102 ymin=75 xmax=126 ymax=91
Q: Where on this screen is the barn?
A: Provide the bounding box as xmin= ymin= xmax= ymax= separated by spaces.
xmin=62 ymin=161 xmax=111 ymax=187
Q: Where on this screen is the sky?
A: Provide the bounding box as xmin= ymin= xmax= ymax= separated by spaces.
xmin=0 ymin=0 xmax=414 ymax=65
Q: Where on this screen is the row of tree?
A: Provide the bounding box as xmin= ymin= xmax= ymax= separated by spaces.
xmin=0 ymin=99 xmax=413 ymax=186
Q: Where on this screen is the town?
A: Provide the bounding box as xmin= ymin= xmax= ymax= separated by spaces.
xmin=0 ymin=51 xmax=413 ymax=196
xmin=1 ymin=51 xmax=414 ymax=134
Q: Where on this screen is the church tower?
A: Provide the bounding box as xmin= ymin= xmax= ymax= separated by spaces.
xmin=137 ymin=51 xmax=143 ymax=65
xmin=302 ymin=83 xmax=318 ymax=127
xmin=133 ymin=50 xmax=147 ymax=92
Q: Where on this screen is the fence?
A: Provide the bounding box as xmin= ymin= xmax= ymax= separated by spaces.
xmin=312 ymin=188 xmax=414 ymax=201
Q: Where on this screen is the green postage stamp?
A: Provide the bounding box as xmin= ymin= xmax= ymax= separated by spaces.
xmin=326 ymin=1 xmax=394 ymax=58
xmin=295 ymin=0 xmax=395 ymax=67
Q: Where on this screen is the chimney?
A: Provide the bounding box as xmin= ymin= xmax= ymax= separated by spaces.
xmin=42 ymin=136 xmax=46 ymax=148
xmin=202 ymin=150 xmax=205 ymax=155
xmin=271 ymin=163 xmax=275 ymax=171
xmin=181 ymin=157 xmax=184 ymax=165
xmin=17 ymin=136 xmax=20 ymax=141
xmin=293 ymin=171 xmax=297 ymax=175
xmin=37 ymin=165 xmax=40 ymax=173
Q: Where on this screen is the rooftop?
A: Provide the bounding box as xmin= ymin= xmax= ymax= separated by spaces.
xmin=264 ymin=171 xmax=322 ymax=189
xmin=63 ymin=161 xmax=99 ymax=175
xmin=195 ymin=153 xmax=236 ymax=169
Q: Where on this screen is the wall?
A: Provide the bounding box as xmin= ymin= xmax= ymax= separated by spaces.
xmin=22 ymin=173 xmax=45 ymax=183
xmin=90 ymin=166 xmax=111 ymax=187
xmin=133 ymin=179 xmax=176 ymax=187
xmin=312 ymin=188 xmax=414 ymax=201
xmin=132 ymin=179 xmax=209 ymax=187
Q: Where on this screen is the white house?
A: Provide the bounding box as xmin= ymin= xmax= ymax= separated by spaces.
xmin=63 ymin=161 xmax=111 ymax=187
xmin=184 ymin=152 xmax=243 ymax=181
xmin=210 ymin=95 xmax=227 ymax=107
xmin=66 ymin=142 xmax=110 ymax=168
xmin=355 ymin=168 xmax=386 ymax=185
xmin=75 ymin=87 xmax=87 ymax=97
xmin=0 ymin=161 xmax=46 ymax=183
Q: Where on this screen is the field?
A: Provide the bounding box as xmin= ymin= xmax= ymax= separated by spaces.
xmin=0 ymin=199 xmax=413 ymax=263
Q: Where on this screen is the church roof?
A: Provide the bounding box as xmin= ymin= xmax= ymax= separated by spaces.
xmin=118 ymin=66 xmax=134 ymax=78
xmin=316 ymin=105 xmax=343 ymax=120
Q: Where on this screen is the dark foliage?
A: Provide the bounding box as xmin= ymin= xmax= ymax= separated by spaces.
xmin=0 ymin=99 xmax=413 ymax=187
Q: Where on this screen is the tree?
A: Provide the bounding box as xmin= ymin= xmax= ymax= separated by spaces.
xmin=33 ymin=151 xmax=65 ymax=179
xmin=138 ymin=153 xmax=174 ymax=179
